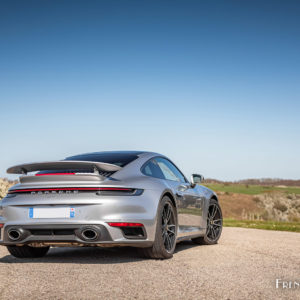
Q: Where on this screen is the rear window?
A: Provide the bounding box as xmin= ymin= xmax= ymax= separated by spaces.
xmin=64 ymin=152 xmax=140 ymax=167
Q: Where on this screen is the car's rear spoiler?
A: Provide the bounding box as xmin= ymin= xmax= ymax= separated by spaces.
xmin=6 ymin=161 xmax=122 ymax=175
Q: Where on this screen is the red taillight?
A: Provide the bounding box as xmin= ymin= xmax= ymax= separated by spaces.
xmin=107 ymin=222 xmax=144 ymax=227
xmin=35 ymin=173 xmax=76 ymax=176
xmin=0 ymin=224 xmax=4 ymax=228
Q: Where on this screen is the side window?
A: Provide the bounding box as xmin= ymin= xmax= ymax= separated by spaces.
xmin=155 ymin=157 xmax=187 ymax=183
xmin=141 ymin=159 xmax=165 ymax=179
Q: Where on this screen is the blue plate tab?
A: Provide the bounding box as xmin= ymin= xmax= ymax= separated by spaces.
xmin=70 ymin=207 xmax=75 ymax=218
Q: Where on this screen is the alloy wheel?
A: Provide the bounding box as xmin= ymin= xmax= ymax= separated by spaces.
xmin=161 ymin=203 xmax=176 ymax=252
xmin=206 ymin=203 xmax=222 ymax=242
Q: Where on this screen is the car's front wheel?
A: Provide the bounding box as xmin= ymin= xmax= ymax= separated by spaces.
xmin=192 ymin=198 xmax=223 ymax=245
xmin=7 ymin=245 xmax=50 ymax=258
xmin=139 ymin=196 xmax=177 ymax=259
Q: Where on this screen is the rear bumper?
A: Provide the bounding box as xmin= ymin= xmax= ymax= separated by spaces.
xmin=0 ymin=223 xmax=153 ymax=247
xmin=0 ymin=190 xmax=162 ymax=247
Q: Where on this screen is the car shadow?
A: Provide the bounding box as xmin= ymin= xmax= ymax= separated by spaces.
xmin=0 ymin=240 xmax=198 ymax=264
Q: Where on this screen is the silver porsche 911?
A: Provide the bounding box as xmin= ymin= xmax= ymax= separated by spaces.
xmin=0 ymin=151 xmax=222 ymax=259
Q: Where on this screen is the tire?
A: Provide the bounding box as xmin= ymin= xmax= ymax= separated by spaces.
xmin=7 ymin=245 xmax=50 ymax=258
xmin=139 ymin=196 xmax=177 ymax=259
xmin=192 ymin=198 xmax=223 ymax=245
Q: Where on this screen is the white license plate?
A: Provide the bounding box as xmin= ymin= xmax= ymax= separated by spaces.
xmin=29 ymin=207 xmax=75 ymax=219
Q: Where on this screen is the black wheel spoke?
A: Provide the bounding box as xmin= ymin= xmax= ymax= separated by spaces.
xmin=167 ymin=225 xmax=176 ymax=235
xmin=213 ymin=219 xmax=222 ymax=223
xmin=212 ymin=227 xmax=217 ymax=239
xmin=169 ymin=234 xmax=175 ymax=246
xmin=209 ymin=227 xmax=214 ymax=238
xmin=206 ymin=225 xmax=211 ymax=236
xmin=211 ymin=205 xmax=217 ymax=219
xmin=166 ymin=205 xmax=171 ymax=222
xmin=162 ymin=207 xmax=167 ymax=224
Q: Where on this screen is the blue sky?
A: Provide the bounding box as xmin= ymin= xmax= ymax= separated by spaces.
xmin=0 ymin=0 xmax=299 ymax=180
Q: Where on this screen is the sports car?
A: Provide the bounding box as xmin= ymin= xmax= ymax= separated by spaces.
xmin=0 ymin=151 xmax=222 ymax=259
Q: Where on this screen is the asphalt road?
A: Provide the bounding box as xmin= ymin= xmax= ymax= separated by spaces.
xmin=0 ymin=227 xmax=299 ymax=300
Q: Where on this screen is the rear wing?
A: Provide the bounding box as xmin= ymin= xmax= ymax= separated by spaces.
xmin=6 ymin=160 xmax=122 ymax=175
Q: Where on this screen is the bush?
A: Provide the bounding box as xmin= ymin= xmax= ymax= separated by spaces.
xmin=253 ymin=196 xmax=261 ymax=203
xmin=288 ymin=214 xmax=300 ymax=222
xmin=273 ymin=201 xmax=288 ymax=212
xmin=0 ymin=179 xmax=16 ymax=199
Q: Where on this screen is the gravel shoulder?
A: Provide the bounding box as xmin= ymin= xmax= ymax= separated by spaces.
xmin=0 ymin=227 xmax=299 ymax=300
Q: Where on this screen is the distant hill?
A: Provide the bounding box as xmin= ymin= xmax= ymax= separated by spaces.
xmin=204 ymin=178 xmax=300 ymax=187
xmin=204 ymin=182 xmax=300 ymax=222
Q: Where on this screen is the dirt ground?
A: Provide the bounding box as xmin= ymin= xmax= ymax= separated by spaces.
xmin=0 ymin=227 xmax=299 ymax=300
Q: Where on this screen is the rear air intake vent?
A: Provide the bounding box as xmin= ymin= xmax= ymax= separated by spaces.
xmin=36 ymin=169 xmax=115 ymax=177
xmin=121 ymin=227 xmax=145 ymax=239
xmin=98 ymin=170 xmax=115 ymax=177
xmin=107 ymin=222 xmax=146 ymax=239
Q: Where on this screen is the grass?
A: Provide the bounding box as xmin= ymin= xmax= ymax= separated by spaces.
xmin=224 ymin=218 xmax=300 ymax=232
xmin=203 ymin=183 xmax=300 ymax=195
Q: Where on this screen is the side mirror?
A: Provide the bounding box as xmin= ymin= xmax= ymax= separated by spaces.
xmin=191 ymin=174 xmax=204 ymax=187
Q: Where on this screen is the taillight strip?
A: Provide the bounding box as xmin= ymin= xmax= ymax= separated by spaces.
xmin=8 ymin=187 xmax=133 ymax=194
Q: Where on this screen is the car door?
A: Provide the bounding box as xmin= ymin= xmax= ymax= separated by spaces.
xmin=154 ymin=157 xmax=204 ymax=236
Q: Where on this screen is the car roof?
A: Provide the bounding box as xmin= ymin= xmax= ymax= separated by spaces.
xmin=66 ymin=151 xmax=149 ymax=157
xmin=82 ymin=151 xmax=145 ymax=155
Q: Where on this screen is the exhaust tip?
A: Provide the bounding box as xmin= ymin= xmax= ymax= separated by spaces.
xmin=8 ymin=229 xmax=22 ymax=241
xmin=81 ymin=228 xmax=98 ymax=241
